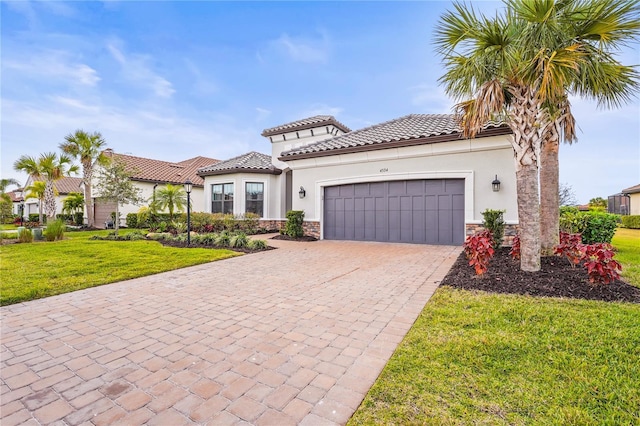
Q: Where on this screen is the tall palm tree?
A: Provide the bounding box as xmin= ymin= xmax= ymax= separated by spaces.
xmin=14 ymin=153 xmax=79 ymax=222
xmin=0 ymin=178 xmax=20 ymax=204
xmin=511 ymin=0 xmax=640 ymax=254
xmin=60 ymin=130 xmax=110 ymax=227
xmin=24 ymin=181 xmax=47 ymax=224
xmin=63 ymin=192 xmax=85 ymax=215
xmin=153 ymin=183 xmax=187 ymax=221
xmin=435 ymin=0 xmax=639 ymax=271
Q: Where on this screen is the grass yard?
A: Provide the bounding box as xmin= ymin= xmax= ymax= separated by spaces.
xmin=349 ymin=228 xmax=640 ymax=425
xmin=0 ymin=229 xmax=240 ymax=305
xmin=612 ymin=228 xmax=640 ymax=287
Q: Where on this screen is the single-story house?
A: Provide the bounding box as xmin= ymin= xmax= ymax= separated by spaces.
xmin=93 ymin=150 xmax=219 ymax=228
xmin=197 ymin=114 xmax=517 ymax=245
xmin=20 ymin=176 xmax=84 ymax=220
xmin=621 ymin=184 xmax=640 ymax=215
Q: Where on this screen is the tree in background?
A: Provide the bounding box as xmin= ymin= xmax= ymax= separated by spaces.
xmin=589 ymin=197 xmax=608 ymax=212
xmin=559 ymin=183 xmax=578 ymax=207
xmin=153 ymin=183 xmax=187 ymax=221
xmin=24 ymin=181 xmax=47 ymax=224
xmin=0 ymin=178 xmax=20 ymax=223
xmin=94 ymin=159 xmax=143 ymax=235
xmin=60 ymin=130 xmax=110 ymax=228
xmin=14 ymin=153 xmax=78 ymax=223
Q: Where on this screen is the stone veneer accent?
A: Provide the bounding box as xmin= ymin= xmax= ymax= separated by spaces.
xmin=258 ymin=220 xmax=321 ymax=238
xmin=465 ymin=223 xmax=519 ymax=246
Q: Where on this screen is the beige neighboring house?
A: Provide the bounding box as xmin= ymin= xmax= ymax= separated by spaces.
xmin=198 ymin=114 xmax=518 ymax=245
xmin=621 ymin=184 xmax=640 ymax=215
xmin=92 ymin=150 xmax=218 ymax=228
xmin=20 ymin=176 xmax=83 ymax=219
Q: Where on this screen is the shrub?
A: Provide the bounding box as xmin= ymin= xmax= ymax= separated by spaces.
xmin=581 ymin=243 xmax=622 ymax=285
xmin=463 ymin=230 xmax=495 ymax=276
xmin=248 ymin=238 xmax=268 ymax=250
xmin=285 ymin=210 xmax=305 ymax=238
xmin=559 ymin=209 xmax=588 ymax=234
xmin=554 ymin=232 xmax=584 ymax=267
xmin=580 ymin=212 xmax=618 ymax=244
xmin=509 ymin=234 xmax=520 ymax=260
xmin=481 ymin=209 xmax=505 ymax=249
xmin=172 ymin=221 xmax=187 ymax=234
xmin=56 ymin=214 xmax=74 ymax=223
xmin=73 ymin=212 xmax=84 ymax=226
xmin=43 ymin=219 xmax=65 ymax=241
xmin=238 ymin=213 xmax=260 ymax=234
xmin=28 ymin=213 xmax=44 ymax=223
xmin=145 ymin=232 xmax=172 ymax=241
xmin=215 ymin=232 xmax=230 ymax=247
xmin=621 ymin=215 xmax=640 ymax=229
xmin=18 ymin=228 xmax=33 ymax=243
xmin=229 ymin=232 xmax=249 ymax=248
xmin=126 ymin=213 xmax=138 ymax=229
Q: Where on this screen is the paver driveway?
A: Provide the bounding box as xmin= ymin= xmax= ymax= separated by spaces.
xmin=1 ymin=239 xmax=459 ymax=425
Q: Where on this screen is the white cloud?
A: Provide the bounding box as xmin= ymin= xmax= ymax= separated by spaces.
xmin=107 ymin=41 xmax=176 ymax=98
xmin=265 ymin=31 xmax=331 ymax=64
xmin=409 ymin=83 xmax=455 ymax=112
xmin=255 ymin=107 xmax=271 ymax=122
xmin=3 ymin=50 xmax=100 ymax=87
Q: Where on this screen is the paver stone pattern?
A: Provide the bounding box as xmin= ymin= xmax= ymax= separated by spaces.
xmin=1 ymin=239 xmax=459 ymax=425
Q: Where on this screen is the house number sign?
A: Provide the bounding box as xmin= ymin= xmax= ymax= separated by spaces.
xmin=380 ymin=168 xmax=389 ymax=173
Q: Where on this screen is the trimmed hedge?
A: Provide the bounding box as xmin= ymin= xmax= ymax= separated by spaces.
xmin=560 ymin=210 xmax=619 ymax=244
xmin=621 ymin=215 xmax=640 ymax=229
xmin=284 ymin=210 xmax=305 ymax=238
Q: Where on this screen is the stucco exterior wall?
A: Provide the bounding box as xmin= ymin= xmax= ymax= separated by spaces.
xmin=270 ymin=126 xmax=347 ymax=168
xmin=629 ymin=193 xmax=640 ymax=215
xmin=201 ymin=173 xmax=280 ymax=219
xmin=284 ymin=135 xmax=518 ymax=236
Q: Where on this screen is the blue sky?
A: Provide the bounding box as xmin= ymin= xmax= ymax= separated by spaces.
xmin=2 ymin=0 xmax=639 ymax=204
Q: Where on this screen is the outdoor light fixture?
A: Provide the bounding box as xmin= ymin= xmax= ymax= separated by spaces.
xmin=184 ymin=179 xmax=192 ymax=245
xmin=299 ymin=186 xmax=306 ymax=199
xmin=19 ymin=200 xmax=24 ymax=226
xmin=492 ymin=175 xmax=501 ymax=192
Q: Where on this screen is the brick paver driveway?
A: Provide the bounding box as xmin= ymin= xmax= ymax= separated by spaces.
xmin=1 ymin=239 xmax=459 ymax=425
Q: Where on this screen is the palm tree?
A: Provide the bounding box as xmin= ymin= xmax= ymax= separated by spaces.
xmin=153 ymin=183 xmax=187 ymax=221
xmin=63 ymin=192 xmax=85 ymax=215
xmin=0 ymin=178 xmax=20 ymax=204
xmin=434 ymin=0 xmax=639 ymax=271
xmin=511 ymin=0 xmax=640 ymax=254
xmin=24 ymin=181 xmax=47 ymax=224
xmin=60 ymin=130 xmax=110 ymax=227
xmin=14 ymin=153 xmax=79 ymax=222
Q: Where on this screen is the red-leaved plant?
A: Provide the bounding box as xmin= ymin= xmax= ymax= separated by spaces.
xmin=463 ymin=230 xmax=495 ymax=276
xmin=554 ymin=232 xmax=585 ymax=267
xmin=509 ymin=234 xmax=520 ymax=260
xmin=581 ymin=243 xmax=622 ymax=284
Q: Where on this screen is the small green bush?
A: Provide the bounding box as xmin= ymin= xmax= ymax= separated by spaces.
xmin=580 ymin=212 xmax=619 ymax=244
xmin=56 ymin=214 xmax=74 ymax=223
xmin=248 ymin=238 xmax=268 ymax=250
xmin=229 ymin=233 xmax=249 ymax=248
xmin=18 ymin=228 xmax=33 ymax=243
xmin=28 ymin=213 xmax=44 ymax=223
xmin=43 ymin=219 xmax=65 ymax=241
xmin=481 ymin=209 xmax=505 ymax=249
xmin=126 ymin=213 xmax=138 ymax=228
xmin=73 ymin=212 xmax=84 ymax=226
xmin=285 ymin=210 xmax=305 ymax=238
xmin=621 ymin=215 xmax=640 ymax=229
xmin=215 ymin=232 xmax=230 ymax=247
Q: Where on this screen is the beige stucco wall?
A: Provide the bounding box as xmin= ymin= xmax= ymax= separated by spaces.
xmin=629 ymin=193 xmax=640 ymax=215
xmin=284 ymin=135 xmax=518 ymax=239
xmin=201 ymin=173 xmax=280 ymax=219
xmin=270 ymin=126 xmax=347 ymax=168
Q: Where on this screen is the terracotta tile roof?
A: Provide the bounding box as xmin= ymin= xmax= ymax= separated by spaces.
xmin=279 ymin=114 xmax=510 ymax=160
xmin=104 ymin=150 xmax=218 ymax=186
xmin=55 ymin=177 xmax=83 ymax=194
xmin=261 ymin=115 xmax=351 ymax=137
xmin=197 ymin=151 xmax=282 ymax=176
xmin=7 ymin=190 xmax=23 ymax=202
xmin=621 ymin=184 xmax=640 ymax=194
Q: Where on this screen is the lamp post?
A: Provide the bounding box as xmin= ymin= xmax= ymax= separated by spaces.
xmin=19 ymin=200 xmax=24 ymax=226
xmin=184 ymin=179 xmax=192 ymax=246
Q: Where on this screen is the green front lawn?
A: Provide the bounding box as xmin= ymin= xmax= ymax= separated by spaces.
xmin=612 ymin=228 xmax=640 ymax=287
xmin=349 ymin=228 xmax=640 ymax=425
xmin=0 ymin=230 xmax=240 ymax=306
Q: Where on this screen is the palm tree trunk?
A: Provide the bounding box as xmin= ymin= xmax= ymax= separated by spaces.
xmin=38 ymin=197 xmax=44 ymax=225
xmin=509 ymin=84 xmax=542 ymax=272
xmin=85 ymin=180 xmax=94 ymax=227
xmin=44 ymin=179 xmax=57 ymax=222
xmin=540 ymin=125 xmax=560 ymax=256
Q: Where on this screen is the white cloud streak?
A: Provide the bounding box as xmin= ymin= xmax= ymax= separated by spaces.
xmin=3 ymin=50 xmax=100 ymax=87
xmin=266 ymin=31 xmax=331 ymax=64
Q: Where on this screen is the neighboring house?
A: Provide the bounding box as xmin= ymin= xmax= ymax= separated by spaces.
xmin=21 ymin=176 xmax=83 ymax=219
xmin=198 ymin=114 xmax=518 ymax=245
xmin=93 ymin=150 xmax=218 ymax=228
xmin=8 ymin=189 xmax=24 ymax=217
xmin=620 ymin=184 xmax=640 ymax=215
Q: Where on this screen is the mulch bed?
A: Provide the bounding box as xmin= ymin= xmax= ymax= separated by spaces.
xmin=271 ymin=235 xmax=318 ymax=242
xmin=441 ymin=248 xmax=640 ymax=303
xmin=157 ymin=239 xmax=275 ymax=253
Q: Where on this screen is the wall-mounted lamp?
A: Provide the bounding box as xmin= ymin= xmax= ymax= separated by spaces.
xmin=299 ymin=186 xmax=306 ymax=199
xmin=492 ymin=175 xmax=501 ymax=192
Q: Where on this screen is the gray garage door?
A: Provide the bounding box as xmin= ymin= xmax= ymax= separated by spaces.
xmin=323 ymin=179 xmax=464 ymax=245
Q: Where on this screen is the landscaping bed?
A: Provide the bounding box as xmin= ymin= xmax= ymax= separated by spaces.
xmin=157 ymin=238 xmax=275 ymax=253
xmin=442 ymin=247 xmax=640 ymax=303
xmin=271 ymin=234 xmax=318 ymax=242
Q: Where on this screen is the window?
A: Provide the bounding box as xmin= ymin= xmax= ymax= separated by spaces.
xmin=245 ymin=182 xmax=264 ymax=217
xmin=212 ymin=183 xmax=234 ymax=214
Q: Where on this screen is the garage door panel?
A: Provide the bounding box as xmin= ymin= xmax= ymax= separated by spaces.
xmin=324 ymin=179 xmax=464 ymax=245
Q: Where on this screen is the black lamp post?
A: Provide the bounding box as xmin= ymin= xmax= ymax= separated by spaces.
xmin=19 ymin=200 xmax=24 ymax=226
xmin=184 ymin=179 xmax=192 ymax=246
